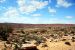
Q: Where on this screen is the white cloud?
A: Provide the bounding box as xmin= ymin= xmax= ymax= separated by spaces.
xmin=0 ymin=16 xmax=40 ymax=24
xmin=48 ymin=7 xmax=56 ymax=15
xmin=49 ymin=18 xmax=61 ymax=23
xmin=35 ymin=18 xmax=68 ymax=24
xmin=0 ymin=15 xmax=75 ymax=24
xmin=1 ymin=6 xmax=40 ymax=24
xmin=4 ymin=7 xmax=19 ymax=17
xmin=66 ymin=16 xmax=73 ymax=19
xmin=31 ymin=0 xmax=48 ymax=9
xmin=0 ymin=0 xmax=5 ymax=3
xmin=48 ymin=18 xmax=74 ymax=24
xmin=48 ymin=7 xmax=56 ymax=13
xmin=18 ymin=0 xmax=25 ymax=6
xmin=56 ymin=0 xmax=72 ymax=8
xmin=32 ymin=14 xmax=42 ymax=17
xmin=17 ymin=0 xmax=48 ymax=14
xmin=19 ymin=5 xmax=36 ymax=14
xmin=1 ymin=6 xmax=74 ymax=24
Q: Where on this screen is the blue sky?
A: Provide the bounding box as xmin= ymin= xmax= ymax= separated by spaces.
xmin=0 ymin=0 xmax=75 ymax=24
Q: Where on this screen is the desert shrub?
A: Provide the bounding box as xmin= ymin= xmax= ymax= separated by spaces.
xmin=72 ymin=27 xmax=75 ymax=29
xmin=40 ymin=29 xmax=47 ymax=33
xmin=32 ymin=30 xmax=38 ymax=33
xmin=0 ymin=26 xmax=13 ymax=41
xmin=23 ymin=34 xmax=32 ymax=41
xmin=71 ymin=31 xmax=74 ymax=33
xmin=6 ymin=41 xmax=11 ymax=44
xmin=4 ymin=43 xmax=13 ymax=50
xmin=4 ymin=43 xmax=7 ymax=50
xmin=72 ymin=39 xmax=75 ymax=42
xmin=70 ymin=31 xmax=75 ymax=35
xmin=72 ymin=37 xmax=75 ymax=42
xmin=64 ymin=30 xmax=68 ymax=35
xmin=50 ymin=34 xmax=54 ymax=37
xmin=62 ymin=39 xmax=66 ymax=41
xmin=14 ymin=44 xmax=19 ymax=50
xmin=21 ymin=29 xmax=25 ymax=34
xmin=64 ymin=34 xmax=68 ymax=36
xmin=65 ymin=42 xmax=71 ymax=46
xmin=16 ymin=31 xmax=21 ymax=33
xmin=48 ymin=27 xmax=51 ymax=29
xmin=41 ymin=43 xmax=48 ymax=47
xmin=72 ymin=37 xmax=75 ymax=39
xmin=34 ymin=36 xmax=46 ymax=45
xmin=13 ymin=38 xmax=22 ymax=50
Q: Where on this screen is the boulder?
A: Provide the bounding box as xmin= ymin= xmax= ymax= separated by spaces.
xmin=20 ymin=44 xmax=38 ymax=50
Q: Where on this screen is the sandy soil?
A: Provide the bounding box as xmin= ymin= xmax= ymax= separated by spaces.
xmin=0 ymin=41 xmax=5 ymax=50
xmin=37 ymin=40 xmax=75 ymax=50
xmin=0 ymin=40 xmax=75 ymax=50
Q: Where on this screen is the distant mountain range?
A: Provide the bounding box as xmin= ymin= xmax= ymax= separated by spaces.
xmin=0 ymin=23 xmax=75 ymax=28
